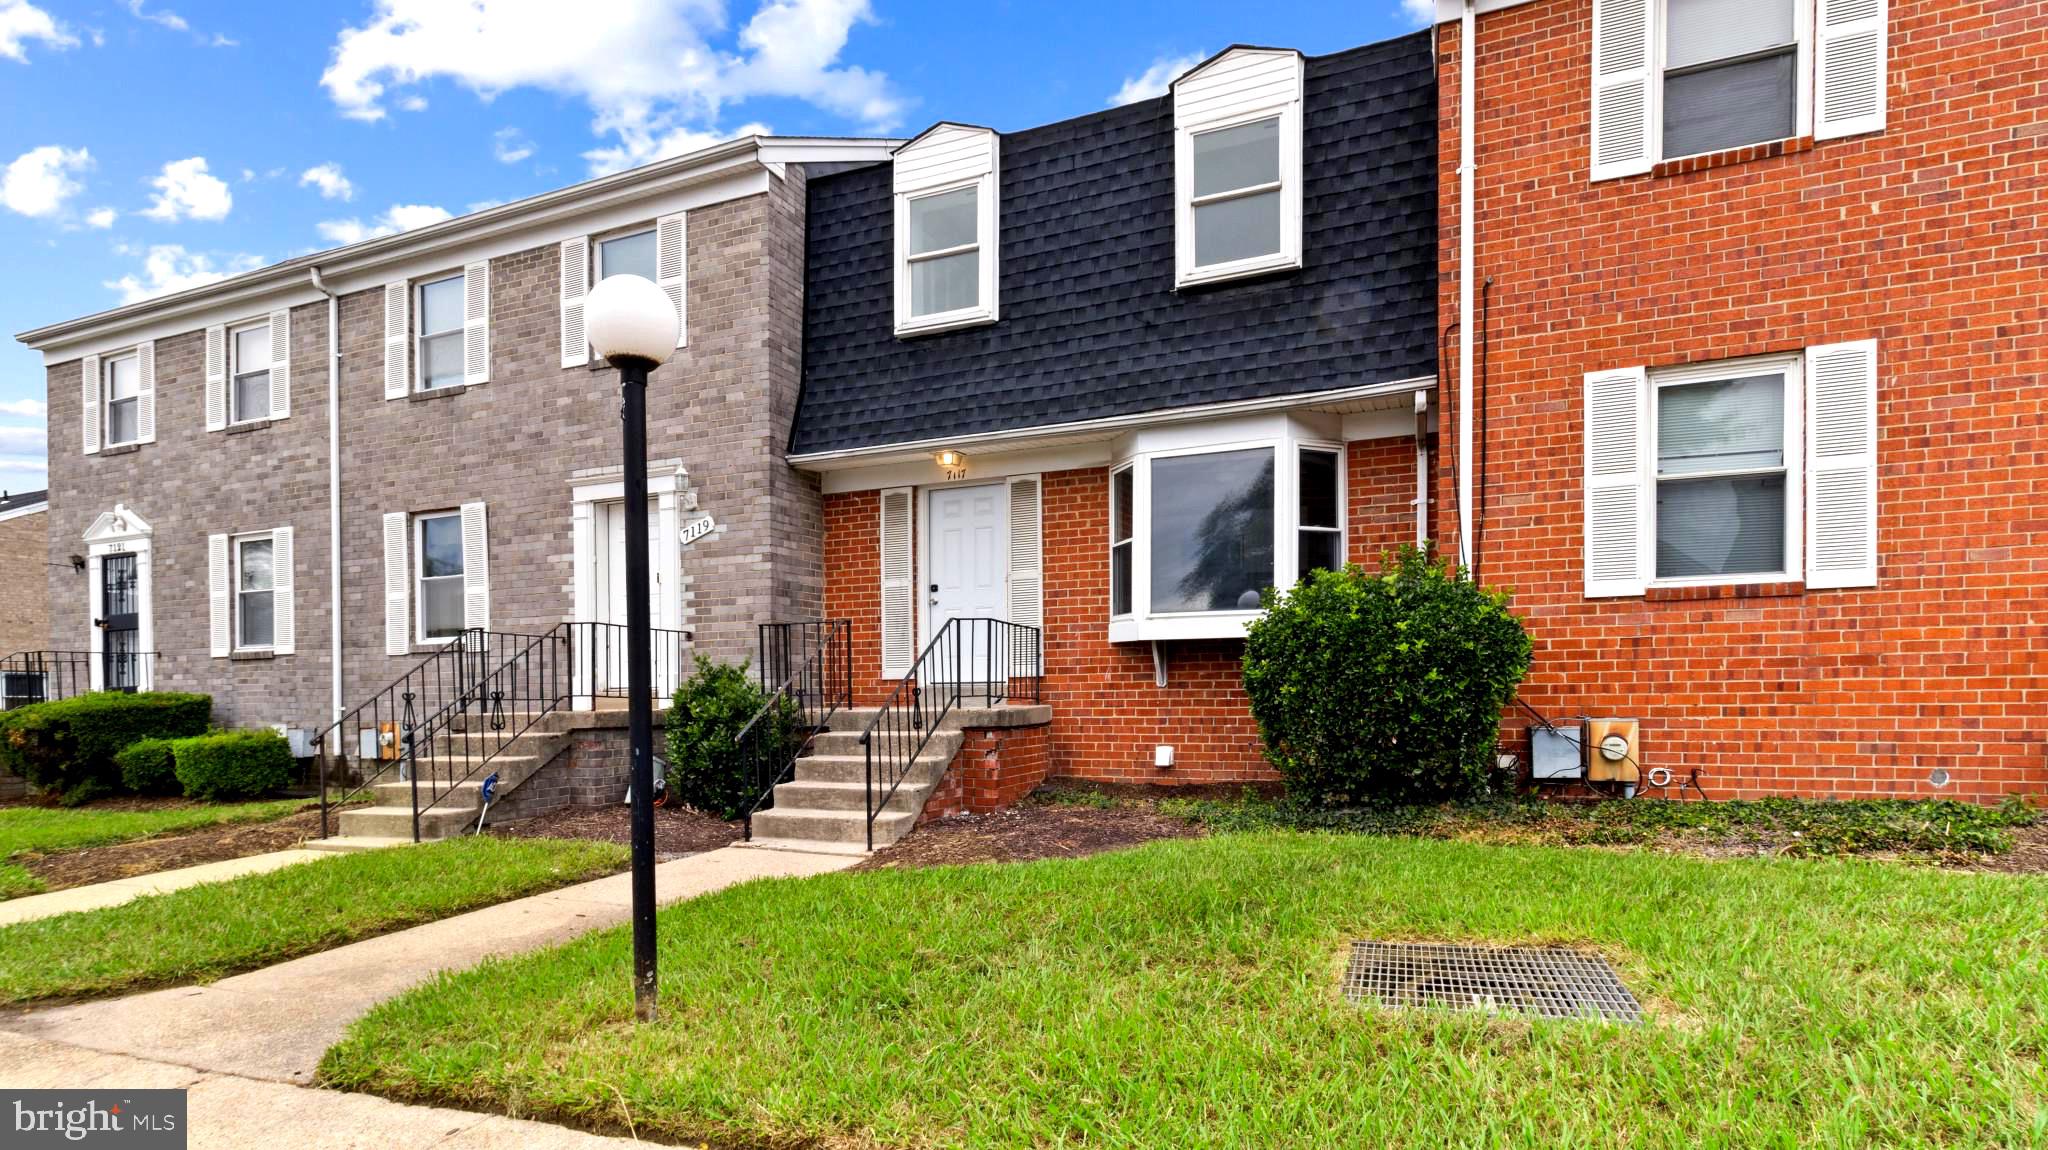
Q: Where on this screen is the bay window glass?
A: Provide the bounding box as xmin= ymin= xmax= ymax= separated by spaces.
xmin=231 ymin=324 xmax=271 ymax=422
xmin=1297 ymin=448 xmax=1342 ymax=580
xmin=906 ymin=186 xmax=980 ymax=317
xmin=416 ymin=512 xmax=466 ymax=640
xmin=104 ymin=354 xmax=141 ymax=446
xmin=1663 ymin=0 xmax=1797 ymax=158
xmin=1110 ymin=467 xmax=1134 ymax=616
xmin=1190 ymin=117 xmax=1282 ymax=268
xmin=236 ymin=535 xmax=274 ymax=649
xmin=1655 ymin=373 xmax=1787 ymax=578
xmin=1150 ymin=448 xmax=1275 ymax=613
xmin=417 ymin=274 xmax=465 ymax=391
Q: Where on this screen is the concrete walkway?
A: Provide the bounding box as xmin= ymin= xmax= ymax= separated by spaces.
xmin=0 ymin=845 xmax=857 ymax=1147
xmin=0 ymin=848 xmax=333 ymax=927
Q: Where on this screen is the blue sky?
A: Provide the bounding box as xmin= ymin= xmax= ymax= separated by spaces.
xmin=0 ymin=0 xmax=1428 ymax=489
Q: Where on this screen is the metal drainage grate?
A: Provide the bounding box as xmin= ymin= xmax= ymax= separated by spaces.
xmin=1342 ymin=941 xmax=1642 ymax=1024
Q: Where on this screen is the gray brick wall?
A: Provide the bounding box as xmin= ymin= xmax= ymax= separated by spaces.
xmin=42 ymin=179 xmax=818 ymax=735
xmin=0 ymin=507 xmax=49 ymax=656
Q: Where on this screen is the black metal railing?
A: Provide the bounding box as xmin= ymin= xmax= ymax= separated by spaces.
xmin=406 ymin=627 xmax=572 ymax=837
xmin=566 ymin=620 xmax=693 ymax=703
xmin=311 ymin=629 xmax=540 ymax=837
xmin=0 ymin=650 xmax=156 ymax=709
xmin=738 ymin=620 xmax=853 ymax=839
xmin=859 ymin=617 xmax=1041 ymax=850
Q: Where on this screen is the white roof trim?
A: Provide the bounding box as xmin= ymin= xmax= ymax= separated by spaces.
xmin=789 ymin=376 xmax=1434 ymax=472
xmin=17 ymin=136 xmax=899 ymax=355
xmin=0 ymin=498 xmax=47 ymax=524
xmin=1433 ymin=0 xmax=1542 ymax=21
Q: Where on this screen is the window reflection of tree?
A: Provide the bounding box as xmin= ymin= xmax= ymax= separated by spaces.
xmin=1176 ymin=453 xmax=1275 ymax=611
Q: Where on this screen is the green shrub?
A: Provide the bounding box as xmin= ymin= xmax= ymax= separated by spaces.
xmin=665 ymin=657 xmax=799 ymax=820
xmin=114 ymin=737 xmax=181 ymax=795
xmin=0 ymin=692 xmax=212 ymax=800
xmin=1242 ymin=546 xmax=1533 ymax=804
xmin=172 ymin=730 xmax=293 ymax=802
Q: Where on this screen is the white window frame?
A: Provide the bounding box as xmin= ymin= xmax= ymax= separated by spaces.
xmin=1108 ymin=416 xmax=1343 ymax=642
xmin=1295 ymin=445 xmax=1346 ymax=581
xmin=232 ymin=530 xmax=276 ymax=652
xmin=102 ymin=350 xmax=142 ymax=448
xmin=1109 ymin=464 xmax=1135 ymax=621
xmin=894 ymin=174 xmax=999 ymax=337
xmin=414 ymin=510 xmax=466 ymax=645
xmin=1648 ymin=353 xmax=1804 ymax=588
xmin=1173 ymin=49 xmax=1305 ymax=290
xmin=414 ymin=271 xmax=466 ymax=393
xmin=1650 ymin=0 xmax=1814 ymax=167
xmin=227 ymin=320 xmax=272 ymax=425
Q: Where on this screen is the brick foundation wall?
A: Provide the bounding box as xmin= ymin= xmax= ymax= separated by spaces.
xmin=920 ymin=722 xmax=1053 ymax=821
xmin=1435 ymin=0 xmax=2048 ymax=801
xmin=819 ymin=443 xmax=1425 ymax=785
xmin=0 ymin=507 xmax=49 ymax=657
xmin=484 ymin=714 xmax=664 ymax=824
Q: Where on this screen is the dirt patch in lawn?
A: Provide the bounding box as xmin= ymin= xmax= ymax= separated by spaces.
xmin=16 ymin=803 xmax=328 ymax=892
xmin=855 ymin=787 xmax=1206 ymax=871
xmin=1952 ymin=821 xmax=2048 ymax=875
xmin=486 ymin=803 xmax=742 ymax=860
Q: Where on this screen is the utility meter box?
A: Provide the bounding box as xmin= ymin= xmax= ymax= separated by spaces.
xmin=1528 ymin=724 xmax=1584 ymax=782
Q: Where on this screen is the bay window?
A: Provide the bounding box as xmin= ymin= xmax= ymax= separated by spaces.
xmin=1150 ymin=448 xmax=1276 ymax=613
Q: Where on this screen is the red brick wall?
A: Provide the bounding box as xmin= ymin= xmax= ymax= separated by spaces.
xmin=819 ymin=443 xmax=1426 ymax=785
xmin=921 ymin=723 xmax=1053 ymax=821
xmin=1436 ymin=0 xmax=2048 ymax=801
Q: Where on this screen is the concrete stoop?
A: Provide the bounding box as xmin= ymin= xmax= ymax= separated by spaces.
xmin=743 ymin=704 xmax=1053 ymax=854
xmin=315 ymin=711 xmax=574 ymax=848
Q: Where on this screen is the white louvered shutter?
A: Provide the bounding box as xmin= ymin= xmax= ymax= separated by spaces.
xmin=1584 ymin=366 xmax=1650 ymax=597
xmin=383 ymin=282 xmax=409 ymax=400
xmin=1590 ymin=0 xmax=1657 ymax=180
xmin=656 ymin=213 xmax=687 ymax=348
xmin=81 ymin=354 xmax=101 ymax=454
xmin=463 ymin=260 xmax=491 ymax=385
xmin=383 ymin=512 xmax=410 ymax=654
xmin=1815 ymin=0 xmax=1886 ymax=140
xmin=271 ymin=526 xmax=296 ymax=655
xmin=560 ymin=238 xmax=589 ymax=368
xmin=460 ymin=502 xmax=490 ymax=631
xmin=135 ymin=341 xmax=156 ymax=443
xmin=208 ymin=533 xmax=231 ymax=657
xmin=1805 ymin=341 xmax=1879 ymax=589
xmin=879 ymin=487 xmax=914 ymax=677
xmin=204 ymin=325 xmax=227 ymax=431
xmin=268 ymin=309 xmax=291 ymax=419
xmin=1006 ymin=475 xmax=1043 ymax=637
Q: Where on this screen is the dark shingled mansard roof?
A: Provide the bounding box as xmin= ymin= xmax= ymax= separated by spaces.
xmin=791 ymin=31 xmax=1438 ymax=458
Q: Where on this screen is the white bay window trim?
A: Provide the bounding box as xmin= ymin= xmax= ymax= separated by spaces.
xmin=1172 ymin=47 xmax=1305 ymax=289
xmin=892 ymin=123 xmax=999 ymax=337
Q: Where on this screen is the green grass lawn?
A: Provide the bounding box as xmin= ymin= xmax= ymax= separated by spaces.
xmin=322 ymin=833 xmax=2048 ymax=1149
xmin=0 ymin=836 xmax=628 ymax=1003
xmin=0 ymin=798 xmax=311 ymax=900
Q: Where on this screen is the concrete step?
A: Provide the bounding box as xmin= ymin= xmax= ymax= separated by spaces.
xmin=773 ymin=777 xmax=927 ymax=814
xmin=734 ymin=837 xmax=870 ymax=857
xmin=748 ymin=805 xmax=918 ymax=849
xmin=791 ymin=745 xmax=956 ymax=785
xmin=336 ymin=803 xmax=478 ymax=841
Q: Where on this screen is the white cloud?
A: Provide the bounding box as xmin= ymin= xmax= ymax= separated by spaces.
xmin=1 ymin=145 xmax=91 ymax=219
xmin=85 ymin=206 xmax=116 ymax=228
xmin=0 ymin=455 xmax=48 ymax=477
xmin=120 ymin=0 xmax=187 ymax=32
xmin=398 ymin=94 xmax=427 ymax=112
xmin=315 ymin=202 xmax=453 ymax=246
xmin=0 ymin=426 xmax=43 ymax=452
xmin=1400 ymin=0 xmax=1435 ymax=24
xmin=141 ymin=156 xmax=232 ymax=221
xmin=1108 ymin=51 xmax=1205 ymax=107
xmin=492 ymin=127 xmax=535 ymax=165
xmin=104 ymin=243 xmax=262 ymax=303
xmin=322 ymin=0 xmax=905 ymax=175
xmin=583 ymin=120 xmax=770 ymax=176
xmin=0 ymin=399 xmax=46 ymax=418
xmin=299 ymin=162 xmax=355 ymax=201
xmin=0 ymin=1 xmax=76 ymax=62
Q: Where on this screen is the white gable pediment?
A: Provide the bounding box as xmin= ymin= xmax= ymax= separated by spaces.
xmin=83 ymin=504 xmax=152 ymax=545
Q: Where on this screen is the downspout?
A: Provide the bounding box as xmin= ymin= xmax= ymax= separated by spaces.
xmin=310 ymin=267 xmax=342 ymax=722
xmin=1456 ymin=0 xmax=1477 ymax=572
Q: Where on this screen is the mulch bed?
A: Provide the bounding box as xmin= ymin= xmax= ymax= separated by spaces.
xmin=1954 ymin=821 xmax=2048 ymax=875
xmin=486 ymin=803 xmax=743 ymax=860
xmin=855 ymin=790 xmax=1206 ymax=872
xmin=14 ymin=803 xmax=331 ymax=893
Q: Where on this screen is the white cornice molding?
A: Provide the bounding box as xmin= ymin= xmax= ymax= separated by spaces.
xmin=0 ymin=499 xmax=47 ymax=524
xmin=1433 ymin=0 xmax=1541 ymax=21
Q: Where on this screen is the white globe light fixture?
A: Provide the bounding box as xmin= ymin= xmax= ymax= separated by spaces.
xmin=586 ymin=274 xmax=679 ymax=368
xmin=584 ymin=270 xmax=679 ymax=1024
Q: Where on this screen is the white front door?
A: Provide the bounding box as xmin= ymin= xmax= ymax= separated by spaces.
xmin=926 ymin=484 xmax=1007 ymax=683
xmin=593 ymin=501 xmax=662 ymax=692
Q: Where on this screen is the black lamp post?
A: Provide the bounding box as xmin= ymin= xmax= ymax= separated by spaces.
xmin=586 ymin=272 xmax=680 ymax=1024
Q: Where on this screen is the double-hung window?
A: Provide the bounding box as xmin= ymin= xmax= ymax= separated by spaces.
xmin=1296 ymin=448 xmax=1343 ymax=579
xmin=103 ymin=353 xmax=141 ymax=447
xmin=1172 ymin=47 xmax=1304 ymax=288
xmin=1654 ymin=367 xmax=1792 ymax=579
xmin=230 ymin=323 xmax=272 ymax=422
xmin=415 ymin=511 xmax=466 ymax=642
xmin=417 ymin=273 xmax=465 ymax=391
xmin=891 ymin=124 xmax=998 ymax=336
xmin=235 ymin=534 xmax=275 ymax=650
xmin=1662 ymin=0 xmax=1799 ymax=159
xmin=1190 ymin=118 xmax=1284 ymax=270
xmin=1110 ymin=468 xmax=1135 ymax=618
xmin=597 ymin=228 xmax=657 ymax=283
xmin=905 ymin=187 xmax=980 ymax=318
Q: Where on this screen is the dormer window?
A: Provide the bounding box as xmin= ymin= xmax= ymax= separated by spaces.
xmin=892 ymin=123 xmax=999 ymax=337
xmin=1173 ymin=47 xmax=1304 ymax=289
